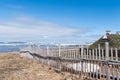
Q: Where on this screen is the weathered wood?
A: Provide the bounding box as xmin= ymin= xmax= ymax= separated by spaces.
xmin=87 ymin=47 xmax=89 ymax=59
xmin=92 ymin=49 xmax=94 ymax=59
xmin=89 ymin=50 xmax=91 ymax=59
xmin=105 ymin=42 xmax=110 ymax=80
xmin=115 ymin=48 xmax=118 ymax=61
xmin=105 ymin=42 xmax=109 ymax=60
xmin=47 ymin=46 xmax=49 ymax=65
xmin=20 ymin=43 xmax=120 ymax=80
xmin=111 ymin=48 xmax=113 ymax=60
xmin=98 ymin=44 xmax=101 ymax=60
xmin=101 ymin=49 xmax=104 ymax=60
xmin=81 ymin=45 xmax=84 ymax=58
xmin=95 ymin=48 xmax=97 ymax=60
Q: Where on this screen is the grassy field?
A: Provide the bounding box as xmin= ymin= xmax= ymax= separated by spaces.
xmin=0 ymin=52 xmax=81 ymax=80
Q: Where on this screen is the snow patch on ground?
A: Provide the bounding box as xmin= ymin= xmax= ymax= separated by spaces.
xmin=66 ymin=62 xmax=100 ymax=72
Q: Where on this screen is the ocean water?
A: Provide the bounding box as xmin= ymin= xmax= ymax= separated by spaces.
xmin=0 ymin=44 xmax=77 ymax=53
xmin=0 ymin=45 xmax=27 ymax=53
xmin=0 ymin=45 xmax=50 ymax=53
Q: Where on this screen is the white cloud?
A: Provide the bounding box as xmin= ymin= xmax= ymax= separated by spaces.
xmin=0 ymin=23 xmax=77 ymax=37
xmin=0 ymin=16 xmax=100 ymax=44
xmin=0 ymin=16 xmax=81 ymax=42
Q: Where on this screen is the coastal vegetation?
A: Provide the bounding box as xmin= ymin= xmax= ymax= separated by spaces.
xmin=89 ymin=33 xmax=120 ymax=49
xmin=0 ymin=52 xmax=80 ymax=80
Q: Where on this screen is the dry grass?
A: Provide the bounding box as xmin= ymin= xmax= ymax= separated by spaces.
xmin=0 ymin=52 xmax=80 ymax=80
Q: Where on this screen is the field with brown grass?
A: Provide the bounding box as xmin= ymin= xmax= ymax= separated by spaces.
xmin=0 ymin=52 xmax=80 ymax=80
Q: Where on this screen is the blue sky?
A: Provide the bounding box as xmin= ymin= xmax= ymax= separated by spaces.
xmin=0 ymin=0 xmax=120 ymax=44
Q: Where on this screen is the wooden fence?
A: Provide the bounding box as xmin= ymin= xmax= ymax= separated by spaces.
xmin=20 ymin=43 xmax=120 ymax=80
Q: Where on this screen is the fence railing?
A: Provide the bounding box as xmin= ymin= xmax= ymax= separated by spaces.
xmin=20 ymin=43 xmax=120 ymax=80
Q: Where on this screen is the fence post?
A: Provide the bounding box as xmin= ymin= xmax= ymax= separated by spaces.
xmin=58 ymin=44 xmax=61 ymax=57
xmin=92 ymin=49 xmax=94 ymax=59
xmin=80 ymin=45 xmax=84 ymax=78
xmin=79 ymin=45 xmax=81 ymax=58
xmin=101 ymin=49 xmax=104 ymax=60
xmin=86 ymin=46 xmax=88 ymax=59
xmin=47 ymin=45 xmax=49 ymax=65
xmin=105 ymin=42 xmax=110 ymax=80
xmin=83 ymin=49 xmax=86 ymax=59
xmin=58 ymin=44 xmax=62 ymax=71
xmin=111 ymin=48 xmax=113 ymax=60
xmin=98 ymin=44 xmax=101 ymax=60
xmin=115 ymin=48 xmax=118 ymax=61
xmin=95 ymin=48 xmax=97 ymax=60
xmin=105 ymin=42 xmax=109 ymax=60
xmin=81 ymin=45 xmax=84 ymax=58
xmin=89 ymin=50 xmax=91 ymax=59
